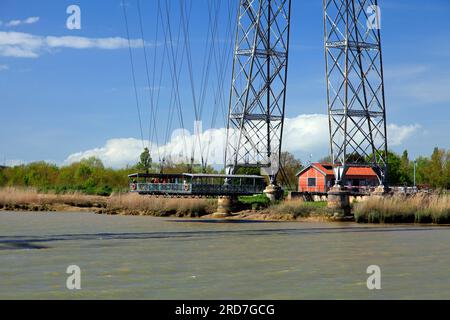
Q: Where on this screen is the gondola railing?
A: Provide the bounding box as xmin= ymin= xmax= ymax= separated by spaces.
xmin=130 ymin=182 xmax=264 ymax=196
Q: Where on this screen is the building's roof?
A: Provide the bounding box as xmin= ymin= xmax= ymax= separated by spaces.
xmin=313 ymin=163 xmax=334 ymax=175
xmin=346 ymin=167 xmax=378 ymax=177
xmin=296 ymin=163 xmax=378 ymax=177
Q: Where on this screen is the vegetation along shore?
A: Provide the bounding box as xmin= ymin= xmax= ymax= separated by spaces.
xmin=1 ymin=188 xmax=449 ymax=224
xmin=0 ymin=147 xmax=448 ymax=223
xmin=1 ymin=148 xmax=449 ymax=196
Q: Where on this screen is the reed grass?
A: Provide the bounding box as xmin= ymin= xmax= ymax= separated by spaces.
xmin=0 ymin=187 xmax=106 ymax=209
xmin=353 ymin=194 xmax=450 ymax=224
xmin=4 ymin=187 xmax=449 ymax=224
xmin=0 ymin=188 xmax=216 ymax=217
xmin=106 ymin=193 xmax=216 ymax=217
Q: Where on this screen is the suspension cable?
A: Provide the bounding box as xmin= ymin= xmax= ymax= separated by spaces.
xmin=149 ymin=0 xmax=163 ymax=164
xmin=161 ymin=0 xmax=190 ymax=166
xmin=136 ymin=0 xmax=161 ymax=163
xmin=179 ymin=0 xmax=204 ymax=170
xmin=125 ymin=0 xmax=237 ymax=171
xmin=204 ymin=0 xmax=237 ymax=169
xmin=192 ymin=0 xmax=223 ymax=170
xmin=121 ymin=0 xmax=145 ymax=150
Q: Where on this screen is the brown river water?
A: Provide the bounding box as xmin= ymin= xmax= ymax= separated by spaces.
xmin=1 ymin=211 xmax=450 ymax=299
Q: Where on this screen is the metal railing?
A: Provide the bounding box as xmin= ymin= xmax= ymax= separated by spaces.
xmin=191 ymin=184 xmax=264 ymax=195
xmin=130 ymin=183 xmax=264 ymax=195
xmin=131 ymin=183 xmax=192 ymax=194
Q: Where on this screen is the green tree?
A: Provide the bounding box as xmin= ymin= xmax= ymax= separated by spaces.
xmin=22 ymin=162 xmax=59 ymax=190
xmin=75 ymin=163 xmax=93 ymax=182
xmin=0 ymin=159 xmax=135 ymax=196
xmin=425 ymin=147 xmax=446 ymax=189
xmin=0 ymin=167 xmax=6 ymax=187
xmin=235 ymin=166 xmax=261 ymax=176
xmin=137 ymin=148 xmax=152 ymax=173
xmin=445 ymin=150 xmax=450 ymax=189
xmin=414 ymin=156 xmax=430 ymax=187
xmin=399 ymin=150 xmax=412 ymax=185
xmin=201 ymin=165 xmax=218 ymax=174
xmin=279 ymin=151 xmax=303 ymax=190
xmin=80 ymin=157 xmax=104 ymax=169
xmin=387 ymin=151 xmax=402 ymax=185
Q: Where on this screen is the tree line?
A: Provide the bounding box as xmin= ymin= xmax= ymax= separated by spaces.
xmin=0 ymin=148 xmax=448 ymax=196
xmin=0 ymin=157 xmax=131 ymax=196
xmin=388 ymin=147 xmax=450 ymax=190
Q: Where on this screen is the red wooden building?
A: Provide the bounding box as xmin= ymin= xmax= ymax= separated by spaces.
xmin=296 ymin=163 xmax=379 ymax=193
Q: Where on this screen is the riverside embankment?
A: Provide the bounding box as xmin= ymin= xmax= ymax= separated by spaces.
xmin=1 ymin=188 xmax=449 ymax=224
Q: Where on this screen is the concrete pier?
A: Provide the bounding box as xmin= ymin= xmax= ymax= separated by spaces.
xmin=212 ymin=196 xmax=235 ymax=218
xmin=264 ymin=184 xmax=284 ymax=202
xmin=327 ymin=185 xmax=351 ymax=216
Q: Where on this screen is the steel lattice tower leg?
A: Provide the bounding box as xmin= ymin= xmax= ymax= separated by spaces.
xmin=323 ymin=0 xmax=389 ymax=188
xmin=225 ymin=0 xmax=292 ymax=185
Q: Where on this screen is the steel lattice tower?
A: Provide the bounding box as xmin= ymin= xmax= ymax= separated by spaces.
xmin=323 ymin=0 xmax=388 ymax=186
xmin=225 ymin=0 xmax=292 ymax=185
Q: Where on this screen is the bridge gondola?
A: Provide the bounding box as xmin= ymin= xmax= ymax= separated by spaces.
xmin=128 ymin=173 xmax=266 ymax=197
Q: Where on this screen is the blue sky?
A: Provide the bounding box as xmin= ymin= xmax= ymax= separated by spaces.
xmin=1 ymin=0 xmax=449 ymax=168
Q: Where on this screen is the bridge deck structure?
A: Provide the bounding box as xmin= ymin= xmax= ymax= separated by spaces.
xmin=129 ymin=173 xmax=266 ymax=197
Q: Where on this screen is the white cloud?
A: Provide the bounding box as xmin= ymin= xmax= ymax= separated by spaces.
xmin=387 ymin=124 xmax=422 ymax=147
xmin=5 ymin=16 xmax=40 ymax=27
xmin=283 ymin=114 xmax=329 ymax=153
xmin=65 ymin=138 xmax=145 ymax=169
xmin=0 ymin=31 xmax=144 ymax=58
xmin=0 ymin=31 xmax=42 ymax=58
xmin=64 ymin=127 xmax=228 ymax=169
xmin=64 ymin=114 xmax=420 ymax=168
xmin=45 ymin=36 xmax=142 ymax=50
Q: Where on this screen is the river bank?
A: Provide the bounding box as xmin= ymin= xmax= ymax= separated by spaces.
xmin=0 ymin=188 xmax=339 ymax=222
xmin=0 ymin=188 xmax=449 ymax=224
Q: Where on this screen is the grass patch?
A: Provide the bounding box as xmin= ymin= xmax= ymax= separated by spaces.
xmin=263 ymin=200 xmax=332 ymax=219
xmin=238 ymin=194 xmax=271 ymax=210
